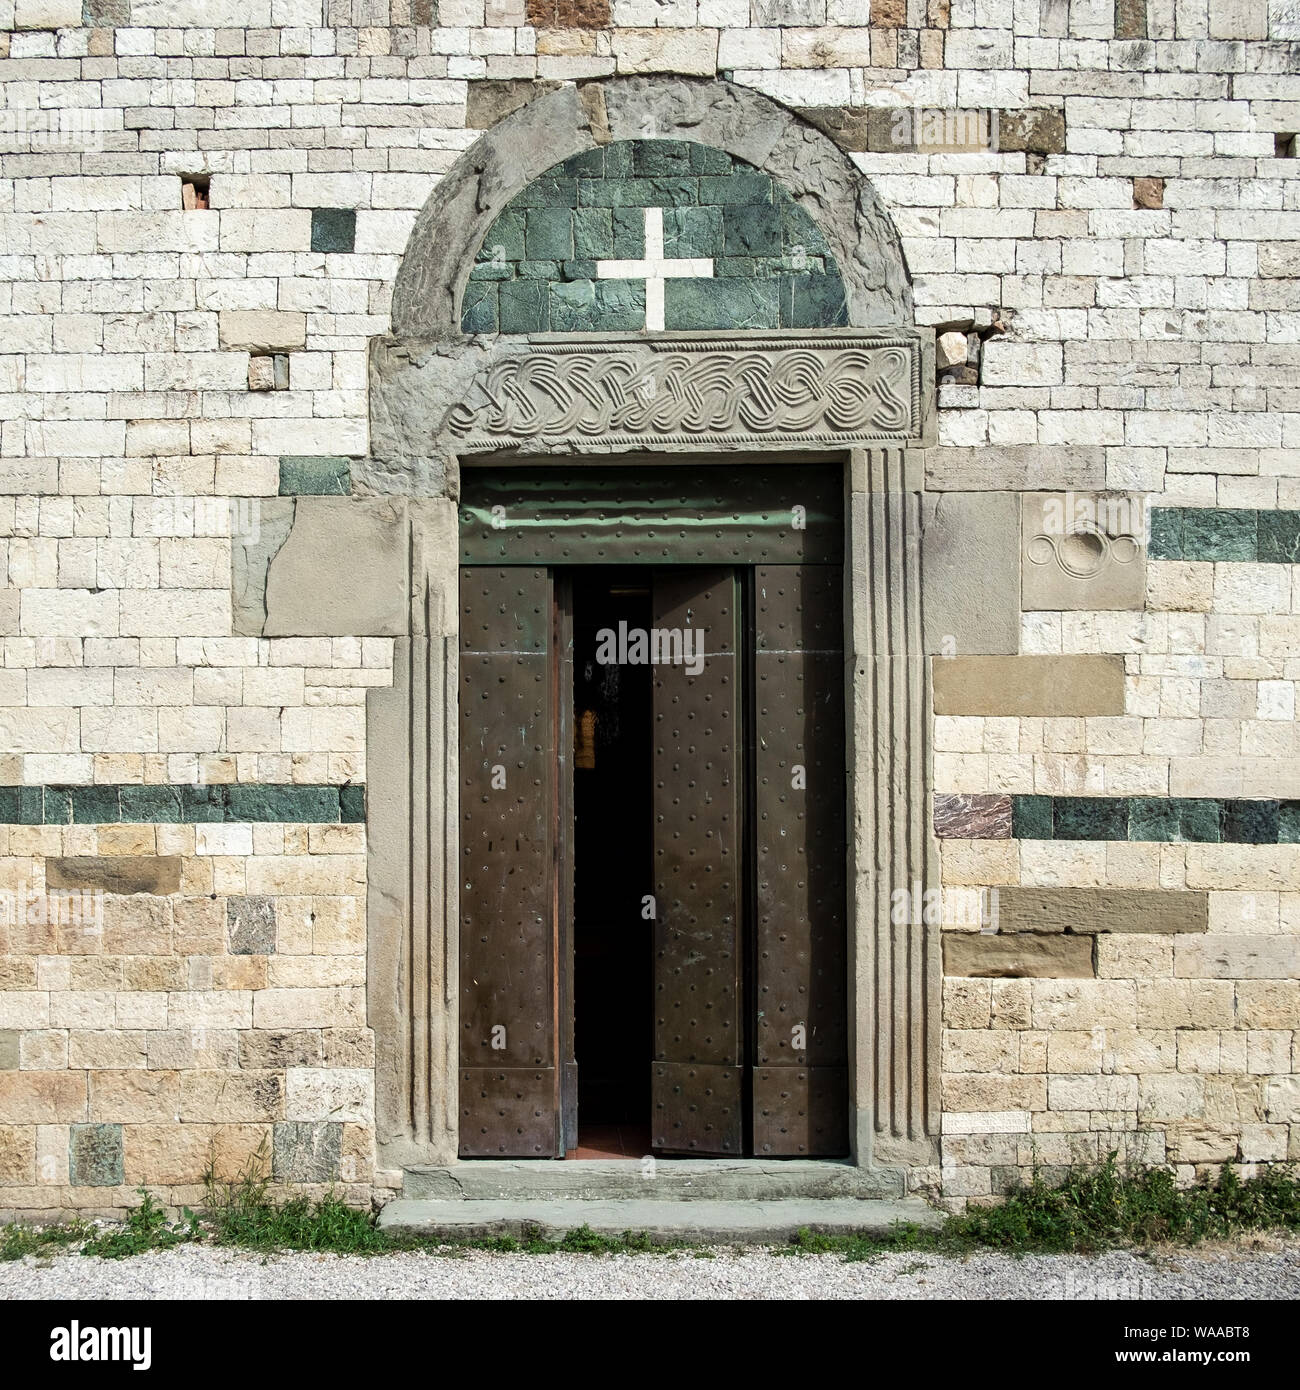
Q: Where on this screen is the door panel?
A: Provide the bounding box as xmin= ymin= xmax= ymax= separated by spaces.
xmin=752 ymin=564 xmax=849 ymax=1156
xmin=459 ymin=567 xmax=562 ymax=1156
xmin=649 ymin=568 xmax=744 ymax=1154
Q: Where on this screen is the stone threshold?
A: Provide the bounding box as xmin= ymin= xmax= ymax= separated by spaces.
xmin=401 ymin=1158 xmax=906 ymax=1203
xmin=378 ymin=1196 xmax=937 ymax=1244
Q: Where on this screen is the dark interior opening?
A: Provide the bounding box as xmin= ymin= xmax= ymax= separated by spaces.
xmin=570 ymin=568 xmax=654 ymax=1158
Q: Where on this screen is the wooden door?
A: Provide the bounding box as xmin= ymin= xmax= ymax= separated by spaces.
xmin=458 ymin=567 xmax=563 ymax=1156
xmin=649 ymin=569 xmax=744 ymax=1154
xmin=751 ymin=565 xmax=848 ymax=1155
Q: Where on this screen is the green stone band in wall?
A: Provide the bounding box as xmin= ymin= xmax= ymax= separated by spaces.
xmin=0 ymin=784 xmax=365 ymax=825
xmin=1149 ymin=508 xmax=1300 ymax=563
xmin=935 ymin=793 xmax=1300 ymax=843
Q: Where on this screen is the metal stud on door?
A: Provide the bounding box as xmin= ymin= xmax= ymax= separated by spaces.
xmin=650 ymin=569 xmax=744 ymax=1154
xmin=458 ymin=567 xmax=562 ymax=1157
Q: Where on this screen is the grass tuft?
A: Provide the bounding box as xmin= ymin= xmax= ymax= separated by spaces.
xmin=80 ymin=1191 xmax=199 ymax=1260
xmin=780 ymin=1156 xmax=1300 ymax=1261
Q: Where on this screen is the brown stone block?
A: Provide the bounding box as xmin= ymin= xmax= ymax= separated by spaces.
xmin=466 ymin=78 xmax=562 ymax=130
xmin=995 ymin=887 xmax=1208 ymax=934
xmin=179 ymin=1070 xmax=285 ymax=1123
xmin=46 ymin=856 xmax=181 ymax=896
xmin=323 ymin=1028 xmax=375 ymax=1068
xmin=101 ymin=897 xmax=171 ymax=956
xmin=871 ymin=0 xmax=906 ymax=25
xmin=237 ymin=1029 xmax=324 ymax=1070
xmin=67 ymin=1031 xmax=148 ymax=1070
xmin=89 ymin=1070 xmax=180 ymax=1123
xmin=942 ymin=1073 xmax=1047 ymax=1111
xmin=1237 ymin=980 xmax=1300 ymax=1030
xmin=123 ymin=1122 xmax=270 ymax=1186
xmin=1116 ymin=0 xmax=1147 ymax=37
xmin=933 ymin=654 xmax=1126 ymax=716
xmin=0 ymin=959 xmax=37 ymax=988
xmin=997 ymin=108 xmax=1067 ymax=155
xmin=121 ymin=957 xmax=187 ymax=991
xmin=0 ymin=1124 xmax=34 ymax=1184
xmin=1166 ymin=1124 xmax=1238 ymax=1164
xmin=0 ymin=1071 xmax=86 ymax=1123
xmin=525 ymin=0 xmax=608 ymax=27
xmin=1133 ymin=176 xmax=1164 ymax=209
xmin=172 ymin=896 xmax=225 ymax=954
xmin=210 ymin=956 xmax=268 ymax=990
xmin=945 ymin=933 xmax=1095 ymax=979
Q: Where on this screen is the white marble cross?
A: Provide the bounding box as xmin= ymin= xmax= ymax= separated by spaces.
xmin=595 ymin=206 xmax=714 ymax=333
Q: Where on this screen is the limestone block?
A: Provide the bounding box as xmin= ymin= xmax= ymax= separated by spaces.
xmin=1048 ymin=1074 xmax=1137 ymax=1111
xmin=284 ymin=1066 xmax=374 ymax=1123
xmin=936 ymin=330 xmax=968 ymax=368
xmin=920 ymin=491 xmax=1020 ymax=655
xmin=0 ymin=1071 xmax=87 ymax=1123
xmin=0 ymin=1125 xmax=34 ymax=1185
xmin=264 ymin=499 xmax=411 ymax=638
xmin=944 ymin=933 xmax=1095 ymax=978
xmin=980 ymin=342 xmax=1064 ymax=387
xmin=218 ymin=310 xmax=306 ymax=353
xmin=88 ymin=1070 xmax=180 ymax=1124
xmin=124 ymin=1122 xmax=269 ymax=1186
xmin=1174 ymin=934 xmax=1300 ymax=979
xmin=926 ymin=446 xmax=1106 ymax=492
xmin=1136 ymin=979 xmax=1235 ymax=1029
xmin=942 ymin=1073 xmax=1047 ymax=1112
xmin=1264 ymin=1077 xmax=1300 ymax=1124
xmin=612 ymin=29 xmax=720 ymax=76
xmin=933 ymin=655 xmax=1126 ymax=716
xmin=1030 ymin=979 xmax=1137 ymax=1030
xmin=179 ymin=1070 xmax=284 ymax=1124
xmin=14 ymin=0 xmax=82 ymax=26
xmin=1021 ymin=492 xmax=1146 ymax=611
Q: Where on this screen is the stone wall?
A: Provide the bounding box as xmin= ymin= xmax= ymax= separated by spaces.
xmin=1 ymin=0 xmax=1298 ymax=1212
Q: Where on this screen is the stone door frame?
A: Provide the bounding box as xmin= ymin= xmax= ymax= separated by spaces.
xmin=363 ymin=329 xmax=939 ymax=1177
xmin=355 ymin=76 xmax=941 ymax=1181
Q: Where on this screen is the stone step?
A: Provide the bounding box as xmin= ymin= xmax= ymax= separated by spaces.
xmin=401 ymin=1158 xmax=905 ymax=1203
xmin=377 ymin=1197 xmax=939 ymax=1245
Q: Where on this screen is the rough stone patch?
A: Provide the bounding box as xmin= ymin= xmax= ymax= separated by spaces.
xmin=228 ymin=897 xmax=277 ymax=956
xmin=69 ymin=1123 xmax=124 ymax=1187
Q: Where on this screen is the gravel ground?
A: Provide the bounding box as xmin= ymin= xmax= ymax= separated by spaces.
xmin=2 ymin=1237 xmax=1298 ymax=1300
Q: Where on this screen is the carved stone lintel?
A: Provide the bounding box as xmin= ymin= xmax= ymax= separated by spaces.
xmin=443 ymin=333 xmax=924 ymax=454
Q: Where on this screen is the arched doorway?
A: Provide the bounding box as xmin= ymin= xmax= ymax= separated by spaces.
xmin=364 ymin=78 xmax=938 ymax=1188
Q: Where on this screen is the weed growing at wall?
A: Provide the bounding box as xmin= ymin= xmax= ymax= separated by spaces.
xmin=2 ymin=1159 xmax=1297 ymax=1263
